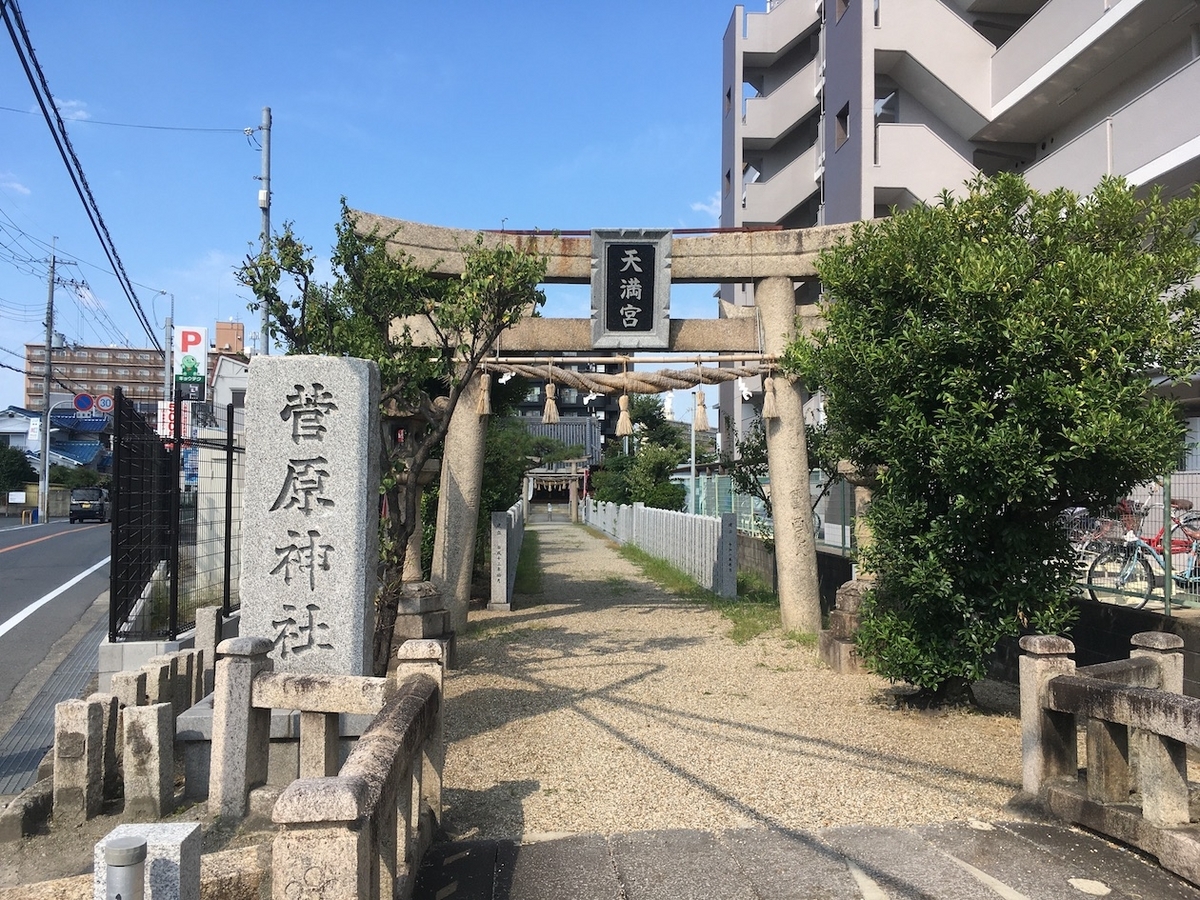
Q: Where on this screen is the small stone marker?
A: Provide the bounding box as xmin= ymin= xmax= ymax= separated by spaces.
xmin=239 ymin=356 xmax=381 ymax=676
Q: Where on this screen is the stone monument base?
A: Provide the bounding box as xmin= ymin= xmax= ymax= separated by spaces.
xmin=819 ymin=580 xmax=869 ymax=675
xmin=392 ymin=581 xmax=456 ymax=669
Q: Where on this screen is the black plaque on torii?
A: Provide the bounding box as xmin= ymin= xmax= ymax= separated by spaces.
xmin=590 ymin=229 xmax=671 ymax=349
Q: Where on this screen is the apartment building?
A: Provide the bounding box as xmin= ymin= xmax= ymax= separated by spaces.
xmin=24 ymin=320 xmax=247 ymax=414
xmin=720 ymin=0 xmax=1200 ymax=436
xmin=724 ymin=0 xmax=1200 ymax=232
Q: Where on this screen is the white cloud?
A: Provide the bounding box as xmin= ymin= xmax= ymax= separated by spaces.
xmin=55 ymin=98 xmax=91 ymax=121
xmin=0 ymin=174 xmax=30 ymax=196
xmin=690 ymin=192 xmax=721 ymax=223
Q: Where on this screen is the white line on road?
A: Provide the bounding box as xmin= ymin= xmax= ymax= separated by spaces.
xmin=0 ymin=556 xmax=110 ymax=640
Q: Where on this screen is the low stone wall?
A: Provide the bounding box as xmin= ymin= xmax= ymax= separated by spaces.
xmin=1019 ymin=632 xmax=1200 ymax=886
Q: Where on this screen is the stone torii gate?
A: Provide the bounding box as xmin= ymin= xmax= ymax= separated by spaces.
xmin=354 ymin=211 xmax=857 ymax=637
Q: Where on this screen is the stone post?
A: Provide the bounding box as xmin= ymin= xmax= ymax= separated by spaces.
xmin=569 ymin=461 xmax=579 ymax=523
xmin=756 ymin=274 xmax=822 ymax=635
xmin=142 ymin=658 xmax=172 ymax=707
xmin=209 ymin=636 xmax=273 ymax=820
xmin=1018 ymin=635 xmax=1078 ymax=795
xmin=194 ymin=606 xmax=223 ymax=696
xmin=239 ymin=355 xmax=381 ymax=677
xmin=299 ymin=711 xmax=341 ymax=778
xmin=1129 ymin=631 xmax=1188 ymax=826
xmin=394 ymin=640 xmax=445 ymax=827
xmin=1130 ymin=631 xmax=1184 ymax=692
xmin=431 ymin=372 xmax=488 ymax=635
xmin=490 ymin=510 xmax=512 ymax=612
xmin=123 ymin=702 xmax=175 ymax=818
xmin=272 ymin=777 xmax=371 ymax=900
xmin=95 ymin=823 xmax=201 ymax=900
xmin=87 ymin=692 xmax=120 ymax=801
xmin=53 ymin=698 xmax=104 ymax=824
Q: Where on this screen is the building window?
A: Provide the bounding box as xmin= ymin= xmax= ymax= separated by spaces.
xmin=836 ymin=0 xmax=849 ymax=21
xmin=835 ymin=103 xmax=851 ymax=150
xmin=232 ymin=389 xmax=246 ymax=409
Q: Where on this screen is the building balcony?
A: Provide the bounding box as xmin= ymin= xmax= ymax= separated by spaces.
xmin=986 ymin=0 xmax=1200 ymax=142
xmin=741 ymin=0 xmax=820 ymax=62
xmin=873 ymin=123 xmax=977 ymax=207
xmin=1023 ymin=57 xmax=1200 ymax=196
xmin=743 ymin=141 xmax=820 ymax=225
xmin=874 ymin=0 xmax=994 ymax=138
xmin=742 ymin=57 xmax=821 ymax=148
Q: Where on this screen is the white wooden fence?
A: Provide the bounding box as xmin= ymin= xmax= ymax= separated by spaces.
xmin=583 ymin=499 xmax=737 ymax=598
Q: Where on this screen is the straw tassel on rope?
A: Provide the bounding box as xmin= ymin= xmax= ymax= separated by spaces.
xmin=761 ymin=375 xmax=779 ymax=420
xmin=477 ymin=371 xmax=492 ymax=416
xmin=616 ymin=393 xmax=633 ymax=437
xmin=542 ymin=381 xmax=560 ymax=424
xmin=694 ymin=388 xmax=710 ymax=432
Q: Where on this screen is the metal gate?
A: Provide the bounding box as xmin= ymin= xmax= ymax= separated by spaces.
xmin=109 ymin=388 xmax=244 ymax=641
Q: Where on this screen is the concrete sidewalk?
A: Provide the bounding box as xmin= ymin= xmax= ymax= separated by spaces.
xmin=412 ymin=821 xmax=1200 ymax=900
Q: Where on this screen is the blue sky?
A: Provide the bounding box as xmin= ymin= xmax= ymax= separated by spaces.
xmin=0 ymin=1 xmax=747 ymax=407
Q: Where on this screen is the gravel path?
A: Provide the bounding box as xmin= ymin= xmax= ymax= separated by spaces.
xmin=442 ymin=522 xmax=1026 ymax=841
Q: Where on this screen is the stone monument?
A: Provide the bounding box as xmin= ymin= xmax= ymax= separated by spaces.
xmin=239 ymin=355 xmax=381 ymax=675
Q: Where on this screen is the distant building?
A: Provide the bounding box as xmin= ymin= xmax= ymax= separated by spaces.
xmin=1 ymin=405 xmax=111 ymax=470
xmin=24 ymin=320 xmax=249 ymax=416
xmin=513 ymin=355 xmax=624 ymax=446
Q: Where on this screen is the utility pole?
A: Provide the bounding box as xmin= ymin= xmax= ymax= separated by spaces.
xmin=38 ymin=241 xmax=55 ymax=525
xmin=162 ymin=293 xmax=174 ymax=401
xmin=258 ymin=106 xmax=272 ymax=355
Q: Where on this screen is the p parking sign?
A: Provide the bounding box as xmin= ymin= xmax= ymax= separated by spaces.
xmin=174 ymin=326 xmax=208 ymax=402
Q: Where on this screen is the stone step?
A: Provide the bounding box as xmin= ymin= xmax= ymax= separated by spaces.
xmin=411 ymin=822 xmax=1200 ymax=900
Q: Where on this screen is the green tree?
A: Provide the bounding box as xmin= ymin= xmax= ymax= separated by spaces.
xmin=50 ymin=464 xmax=105 ymax=490
xmin=590 ymin=450 xmax=634 ymax=505
xmin=237 ymin=203 xmax=546 ymax=673
xmin=0 ymin=446 xmax=36 ymax=493
xmin=628 ymin=393 xmax=688 ymax=455
xmin=787 ymin=174 xmax=1200 ymax=703
xmin=626 ymin=443 xmax=686 ymax=511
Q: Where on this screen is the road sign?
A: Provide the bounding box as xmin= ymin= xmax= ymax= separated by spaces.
xmin=72 ymin=393 xmax=94 ymax=413
xmin=95 ymin=394 xmax=115 ymax=414
xmin=174 ymin=326 xmax=208 ymax=402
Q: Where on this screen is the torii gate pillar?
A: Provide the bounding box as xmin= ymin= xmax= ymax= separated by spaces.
xmin=431 ymin=374 xmax=487 ymax=634
xmin=756 ymin=275 xmax=823 ymax=635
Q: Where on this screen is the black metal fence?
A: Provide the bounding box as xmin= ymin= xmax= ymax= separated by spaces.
xmin=109 ymin=389 xmax=244 ymax=641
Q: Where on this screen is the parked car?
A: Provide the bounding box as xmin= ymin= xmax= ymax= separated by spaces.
xmin=69 ymin=487 xmax=110 ymax=523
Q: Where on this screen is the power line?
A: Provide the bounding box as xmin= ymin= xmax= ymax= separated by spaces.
xmin=0 ymin=103 xmax=246 ymax=133
xmin=1 ymin=0 xmax=162 ymax=354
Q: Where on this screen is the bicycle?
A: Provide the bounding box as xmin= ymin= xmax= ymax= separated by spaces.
xmin=1085 ymin=491 xmax=1200 ymax=607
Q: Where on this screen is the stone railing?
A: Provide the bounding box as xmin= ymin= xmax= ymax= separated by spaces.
xmin=489 ymin=497 xmax=526 ymax=611
xmin=209 ymin=637 xmax=444 ymax=900
xmin=584 ymin=499 xmax=737 ymax=598
xmin=1020 ymin=632 xmax=1200 ymax=886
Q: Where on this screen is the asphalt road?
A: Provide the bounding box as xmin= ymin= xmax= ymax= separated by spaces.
xmin=0 ymin=519 xmax=110 ymax=708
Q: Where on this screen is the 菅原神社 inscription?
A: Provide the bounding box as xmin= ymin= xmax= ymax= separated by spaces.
xmin=239 ymin=356 xmax=381 ymax=676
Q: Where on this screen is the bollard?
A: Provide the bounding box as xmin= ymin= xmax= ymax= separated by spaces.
xmin=105 ymin=835 xmax=146 ymax=900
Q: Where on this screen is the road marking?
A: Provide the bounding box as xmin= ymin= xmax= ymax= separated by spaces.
xmin=0 ymin=556 xmax=110 ymax=640
xmin=939 ymin=849 xmax=1032 ymax=900
xmin=845 ymin=863 xmax=890 ymax=899
xmin=0 ymin=525 xmax=102 ymax=555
